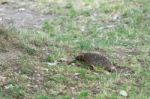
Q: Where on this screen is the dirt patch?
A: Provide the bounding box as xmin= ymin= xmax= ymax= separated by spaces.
xmin=0 ymin=50 xmax=21 ymax=65
xmin=112 ymin=47 xmax=141 ymax=58
xmin=0 ymin=0 xmax=53 ymax=29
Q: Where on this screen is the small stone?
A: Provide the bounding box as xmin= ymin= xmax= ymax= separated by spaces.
xmin=112 ymin=14 xmax=120 ymax=20
xmin=71 ymin=63 xmax=75 ymax=66
xmin=74 ymin=73 xmax=80 ymax=76
xmin=80 ymin=26 xmax=85 ymax=32
xmin=18 ymin=8 xmax=25 ymax=11
xmin=119 ymin=90 xmax=128 ymax=97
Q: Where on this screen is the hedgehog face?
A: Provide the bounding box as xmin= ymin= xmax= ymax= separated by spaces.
xmin=75 ymin=54 xmax=84 ymax=61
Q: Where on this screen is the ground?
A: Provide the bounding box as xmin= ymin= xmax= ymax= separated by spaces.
xmin=0 ymin=0 xmax=150 ymax=99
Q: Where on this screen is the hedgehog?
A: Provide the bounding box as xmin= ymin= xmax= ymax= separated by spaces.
xmin=74 ymin=52 xmax=117 ymax=72
xmin=73 ymin=52 xmax=134 ymax=74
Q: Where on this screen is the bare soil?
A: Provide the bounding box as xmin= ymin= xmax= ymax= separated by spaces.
xmin=0 ymin=0 xmax=52 ymax=29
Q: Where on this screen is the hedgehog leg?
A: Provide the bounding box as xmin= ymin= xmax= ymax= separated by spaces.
xmin=89 ymin=65 xmax=96 ymax=71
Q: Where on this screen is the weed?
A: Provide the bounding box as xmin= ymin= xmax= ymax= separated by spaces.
xmin=77 ymin=90 xmax=89 ymax=99
xmin=3 ymin=84 xmax=25 ymax=99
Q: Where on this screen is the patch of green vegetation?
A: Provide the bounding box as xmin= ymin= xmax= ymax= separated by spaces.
xmin=37 ymin=95 xmax=49 ymax=99
xmin=46 ymin=55 xmax=54 ymax=62
xmin=18 ymin=55 xmax=35 ymax=75
xmin=77 ymin=90 xmax=89 ymax=99
xmin=51 ymin=74 xmax=68 ymax=83
xmin=1 ymin=84 xmax=25 ymax=99
xmin=24 ymin=46 xmax=37 ymax=55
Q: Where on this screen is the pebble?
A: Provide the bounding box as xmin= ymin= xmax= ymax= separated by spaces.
xmin=119 ymin=90 xmax=128 ymax=97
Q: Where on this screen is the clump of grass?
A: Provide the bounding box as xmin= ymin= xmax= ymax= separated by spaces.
xmin=46 ymin=55 xmax=55 ymax=62
xmin=77 ymin=90 xmax=89 ymax=99
xmin=25 ymin=47 xmax=37 ymax=55
xmin=1 ymin=84 xmax=25 ymax=99
xmin=18 ymin=55 xmax=35 ymax=75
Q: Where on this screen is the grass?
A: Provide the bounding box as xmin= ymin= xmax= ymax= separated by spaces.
xmin=0 ymin=0 xmax=150 ymax=99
